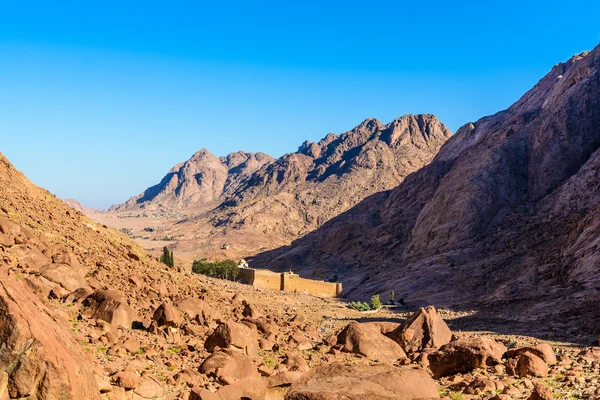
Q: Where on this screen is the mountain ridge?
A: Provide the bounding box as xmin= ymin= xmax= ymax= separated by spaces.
xmin=250 ymin=44 xmax=600 ymax=326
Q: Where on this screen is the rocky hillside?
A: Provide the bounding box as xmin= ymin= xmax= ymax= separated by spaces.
xmin=206 ymin=114 xmax=452 ymax=239
xmin=253 ymin=45 xmax=600 ymax=325
xmin=110 ymin=150 xmax=274 ymax=213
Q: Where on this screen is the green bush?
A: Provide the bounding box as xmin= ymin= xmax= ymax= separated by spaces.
xmin=350 ymin=301 xmax=370 ymax=312
xmin=370 ymin=294 xmax=382 ymax=310
xmin=389 ymin=290 xmax=395 ymax=304
xmin=192 ymin=259 xmax=240 ymax=281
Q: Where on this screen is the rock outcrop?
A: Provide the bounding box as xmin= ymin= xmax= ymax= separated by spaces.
xmin=0 ymin=276 xmax=101 ymax=399
xmin=284 ymin=363 xmax=439 ymax=399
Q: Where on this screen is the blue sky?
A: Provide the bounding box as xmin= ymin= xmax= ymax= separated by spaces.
xmin=1 ymin=1 xmax=599 ymax=209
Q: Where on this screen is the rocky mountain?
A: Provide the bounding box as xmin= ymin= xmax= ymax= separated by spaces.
xmin=252 ymin=45 xmax=600 ymax=326
xmin=64 ymin=198 xmax=102 ymax=215
xmin=110 ymin=150 xmax=274 ymax=213
xmin=207 ymin=114 xmax=452 ymax=239
xmin=106 ymin=114 xmax=451 ymax=259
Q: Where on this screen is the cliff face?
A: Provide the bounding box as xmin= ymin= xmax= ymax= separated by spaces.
xmin=252 ymin=45 xmax=600 ymax=324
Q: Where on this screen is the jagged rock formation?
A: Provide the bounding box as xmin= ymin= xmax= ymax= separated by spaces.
xmin=206 ymin=114 xmax=452 ymax=239
xmin=110 ymin=150 xmax=274 ymax=213
xmin=252 ymin=45 xmax=600 ymax=325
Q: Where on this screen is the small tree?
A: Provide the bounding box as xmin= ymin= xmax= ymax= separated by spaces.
xmin=370 ymin=294 xmax=381 ymax=310
xmin=389 ymin=290 xmax=395 ymax=305
xmin=160 ymin=247 xmax=174 ymax=267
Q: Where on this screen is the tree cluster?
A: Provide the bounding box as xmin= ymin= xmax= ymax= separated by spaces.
xmin=192 ymin=259 xmax=240 ymax=281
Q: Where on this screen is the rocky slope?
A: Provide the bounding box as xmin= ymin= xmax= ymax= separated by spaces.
xmin=252 ymin=45 xmax=600 ymax=327
xmin=110 ymin=150 xmax=274 ymax=214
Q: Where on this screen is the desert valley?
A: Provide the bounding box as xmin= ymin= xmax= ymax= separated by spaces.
xmin=2 ymin=22 xmax=600 ymax=400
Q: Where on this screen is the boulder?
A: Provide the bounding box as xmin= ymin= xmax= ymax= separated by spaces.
xmin=112 ymin=371 xmax=140 ymax=389
xmin=82 ymin=289 xmax=137 ymax=329
xmin=199 ymin=348 xmax=260 ymax=384
xmin=175 ymin=297 xmax=220 ymax=322
xmin=39 ymin=262 xmax=87 ymax=291
xmin=133 ymin=375 xmax=166 ymax=399
xmin=337 ymin=321 xmax=407 ymax=361
xmin=190 ymin=376 xmax=267 ymax=400
xmin=428 ymin=336 xmax=507 ymax=378
xmin=153 ymin=301 xmax=183 ymax=328
xmin=515 ymin=352 xmax=548 ymax=378
xmin=528 ymin=382 xmax=553 ymax=400
xmin=205 ymin=320 xmax=259 ymax=356
xmin=387 ymin=306 xmax=452 ymax=353
xmin=505 ymin=343 xmax=556 ymax=364
xmin=0 ymin=277 xmax=100 ymax=399
xmin=285 ymin=363 xmax=439 ymax=399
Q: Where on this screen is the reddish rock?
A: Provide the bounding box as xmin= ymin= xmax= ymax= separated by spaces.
xmin=39 ymin=262 xmax=87 ymax=291
xmin=199 ymin=349 xmax=260 ymax=384
xmin=0 ymin=277 xmax=101 ymax=399
xmin=112 ymin=371 xmax=140 ymax=389
xmin=516 ymin=352 xmax=548 ymax=378
xmin=205 ymin=320 xmax=259 ymax=357
xmin=429 ymin=336 xmax=507 ymax=378
xmin=285 ymin=363 xmax=439 ymax=399
xmin=506 ymin=343 xmax=556 ymax=364
xmin=190 ymin=376 xmax=267 ymax=400
xmin=337 ymin=321 xmax=407 ymax=361
xmin=153 ymin=301 xmax=183 ymax=328
xmin=82 ymin=289 xmax=137 ymax=329
xmin=528 ymin=382 xmax=553 ymax=400
xmin=387 ymin=306 xmax=452 ymax=353
xmin=175 ymin=297 xmax=220 ymax=322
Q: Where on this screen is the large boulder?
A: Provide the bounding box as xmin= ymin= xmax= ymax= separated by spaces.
xmin=505 ymin=343 xmax=556 ymax=364
xmin=82 ymin=289 xmax=137 ymax=329
xmin=514 ymin=352 xmax=549 ymax=378
xmin=190 ymin=376 xmax=267 ymax=400
xmin=285 ymin=363 xmax=439 ymax=399
xmin=175 ymin=297 xmax=219 ymax=322
xmin=132 ymin=375 xmax=166 ymax=399
xmin=205 ymin=321 xmax=259 ymax=357
xmin=152 ymin=301 xmax=183 ymax=328
xmin=337 ymin=321 xmax=407 ymax=361
xmin=387 ymin=306 xmax=452 ymax=353
xmin=199 ymin=348 xmax=260 ymax=384
xmin=428 ymin=336 xmax=507 ymax=378
xmin=0 ymin=276 xmax=100 ymax=399
xmin=39 ymin=262 xmax=87 ymax=292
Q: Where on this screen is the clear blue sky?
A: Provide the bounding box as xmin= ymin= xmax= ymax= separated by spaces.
xmin=1 ymin=1 xmax=599 ymax=209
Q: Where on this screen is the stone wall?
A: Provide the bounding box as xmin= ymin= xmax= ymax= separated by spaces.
xmin=282 ymin=272 xmax=342 ymax=298
xmin=238 ymin=268 xmax=342 ymax=297
xmin=238 ymin=268 xmax=282 ymax=291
